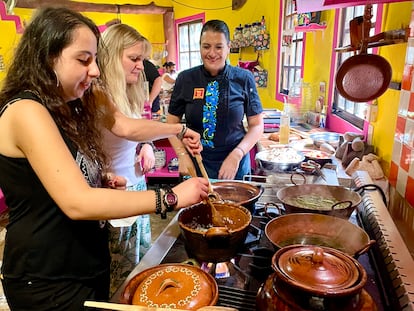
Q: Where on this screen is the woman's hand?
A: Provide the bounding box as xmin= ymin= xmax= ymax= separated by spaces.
xmin=181 ymin=128 xmax=202 ymax=156
xmin=102 ymin=173 xmax=127 ymax=190
xmin=218 ymin=149 xmax=243 ymax=180
xmin=172 ymin=177 xmax=209 ymax=209
xmin=137 ymin=143 xmax=155 ymax=174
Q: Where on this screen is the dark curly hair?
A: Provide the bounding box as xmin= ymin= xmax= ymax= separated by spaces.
xmin=0 ymin=6 xmax=108 ymax=166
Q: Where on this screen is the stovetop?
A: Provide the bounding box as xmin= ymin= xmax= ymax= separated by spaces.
xmin=112 ymin=171 xmax=414 ymax=311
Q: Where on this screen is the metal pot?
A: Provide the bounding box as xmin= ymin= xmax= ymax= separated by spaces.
xmin=210 ymin=180 xmax=263 ymax=213
xmin=120 ymin=263 xmax=218 ymax=309
xmin=256 ymin=244 xmax=378 ymax=311
xmin=255 ymin=148 xmax=305 ymax=173
xmin=178 ymin=202 xmax=251 ymax=263
xmin=264 ymin=213 xmax=375 ymax=258
xmin=275 ymin=183 xmax=385 ymax=219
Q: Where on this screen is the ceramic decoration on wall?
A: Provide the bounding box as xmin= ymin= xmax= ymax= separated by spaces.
xmin=389 ymin=37 xmax=414 ymax=207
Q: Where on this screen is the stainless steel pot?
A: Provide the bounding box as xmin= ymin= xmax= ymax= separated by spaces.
xmin=255 ymin=148 xmax=305 ymax=172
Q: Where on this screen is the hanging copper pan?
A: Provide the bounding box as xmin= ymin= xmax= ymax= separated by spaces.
xmin=335 ymin=5 xmax=392 ymax=103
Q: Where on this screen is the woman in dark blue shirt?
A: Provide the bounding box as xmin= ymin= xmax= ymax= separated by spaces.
xmin=168 ymin=19 xmax=264 ymax=180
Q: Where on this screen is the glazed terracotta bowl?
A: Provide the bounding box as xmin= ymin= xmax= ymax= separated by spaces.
xmin=120 ymin=263 xmax=218 ymax=309
xmin=178 ymin=202 xmax=252 ymax=263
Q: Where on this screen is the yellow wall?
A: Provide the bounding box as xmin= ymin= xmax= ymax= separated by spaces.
xmin=0 ymin=0 xmax=412 ymax=177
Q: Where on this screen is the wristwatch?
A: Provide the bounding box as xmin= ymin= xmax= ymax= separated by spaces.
xmin=163 ymin=186 xmax=178 ymax=212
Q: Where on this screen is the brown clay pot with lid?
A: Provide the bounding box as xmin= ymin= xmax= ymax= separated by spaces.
xmin=120 ymin=263 xmax=218 ymax=309
xmin=256 ymin=245 xmax=378 ymax=311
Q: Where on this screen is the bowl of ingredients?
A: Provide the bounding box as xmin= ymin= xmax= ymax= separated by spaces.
xmin=255 ymin=147 xmax=305 ymax=172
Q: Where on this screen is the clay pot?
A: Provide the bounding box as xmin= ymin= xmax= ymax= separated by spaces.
xmin=256 ymin=245 xmax=378 ymax=311
xmin=178 ymin=202 xmax=252 ymax=263
xmin=120 ymin=263 xmax=218 ymax=309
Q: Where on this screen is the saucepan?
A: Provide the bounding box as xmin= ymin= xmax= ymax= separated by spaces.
xmin=210 ymin=180 xmax=263 ymax=213
xmin=264 ymin=213 xmax=375 ymax=258
xmin=335 ymin=4 xmax=392 ymax=102
xmin=274 ymin=183 xmax=385 ymax=219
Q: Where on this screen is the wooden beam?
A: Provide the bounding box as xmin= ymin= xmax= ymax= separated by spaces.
xmin=15 ymin=0 xmax=173 ymax=14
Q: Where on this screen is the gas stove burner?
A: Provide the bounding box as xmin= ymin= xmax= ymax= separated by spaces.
xmin=200 ymin=259 xmax=251 ymax=289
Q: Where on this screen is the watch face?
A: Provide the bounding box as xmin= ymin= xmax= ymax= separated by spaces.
xmin=165 ymin=192 xmax=177 ymax=206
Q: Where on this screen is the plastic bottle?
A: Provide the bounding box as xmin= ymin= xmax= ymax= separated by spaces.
xmin=279 ymin=100 xmax=290 ymax=145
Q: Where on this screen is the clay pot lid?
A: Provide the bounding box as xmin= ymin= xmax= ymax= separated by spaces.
xmin=130 ymin=263 xmax=218 ymax=310
xmin=273 ymin=245 xmax=362 ymax=293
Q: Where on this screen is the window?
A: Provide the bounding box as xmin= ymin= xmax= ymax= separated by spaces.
xmin=279 ymin=0 xmax=304 ymax=95
xmin=177 ymin=20 xmax=203 ymax=71
xmin=332 ymin=5 xmax=378 ymax=129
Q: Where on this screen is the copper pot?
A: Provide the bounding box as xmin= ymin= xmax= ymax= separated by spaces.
xmin=276 ymin=183 xmax=386 ymax=219
xmin=276 ymin=184 xmax=362 ymax=219
xmin=264 ymin=213 xmax=375 ymax=258
xmin=210 ymin=180 xmax=263 ymax=213
xmin=120 ymin=263 xmax=218 ymax=309
xmin=256 ymin=245 xmax=378 ymax=311
xmin=178 ymin=202 xmax=251 ymax=263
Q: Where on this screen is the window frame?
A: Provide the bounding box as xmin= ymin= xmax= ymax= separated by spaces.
xmin=328 ymin=4 xmax=384 ymax=134
xmin=174 ymin=13 xmax=205 ymax=71
xmin=276 ymin=0 xmax=305 ymax=101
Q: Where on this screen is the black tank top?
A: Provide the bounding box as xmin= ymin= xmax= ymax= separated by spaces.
xmin=0 ymin=91 xmax=110 ymax=280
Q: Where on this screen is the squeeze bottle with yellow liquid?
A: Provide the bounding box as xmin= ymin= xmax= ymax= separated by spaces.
xmin=279 ymin=103 xmax=290 ymax=145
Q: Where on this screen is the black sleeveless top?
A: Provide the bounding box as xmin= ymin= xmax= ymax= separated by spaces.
xmin=0 ymin=91 xmax=110 ymax=280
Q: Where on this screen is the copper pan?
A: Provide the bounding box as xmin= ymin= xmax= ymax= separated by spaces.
xmin=335 ymin=4 xmax=392 ymax=103
xmin=264 ymin=213 xmax=375 ymax=258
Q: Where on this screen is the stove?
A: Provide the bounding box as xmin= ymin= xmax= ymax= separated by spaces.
xmin=112 ymin=171 xmax=414 ymax=311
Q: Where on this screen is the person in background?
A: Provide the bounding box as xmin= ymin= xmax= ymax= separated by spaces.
xmin=97 ymin=24 xmax=157 ymax=296
xmin=167 ymin=19 xmax=264 ymax=180
xmin=143 ymin=57 xmax=162 ymax=114
xmin=161 ymin=61 xmax=177 ymax=93
xmin=0 ymin=7 xmax=208 ymax=310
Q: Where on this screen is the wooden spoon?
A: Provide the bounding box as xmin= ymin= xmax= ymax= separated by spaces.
xmin=84 ymin=301 xmax=238 ymax=311
xmin=194 ymin=154 xmax=227 ymax=227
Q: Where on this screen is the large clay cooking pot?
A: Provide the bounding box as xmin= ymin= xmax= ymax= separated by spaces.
xmin=120 ymin=263 xmax=218 ymax=309
xmin=178 ymin=202 xmax=251 ymax=263
xmin=256 ymin=245 xmax=378 ymax=311
xmin=265 ymin=213 xmax=374 ymax=258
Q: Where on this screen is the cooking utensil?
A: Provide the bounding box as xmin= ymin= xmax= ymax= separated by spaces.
xmin=178 ymin=202 xmax=251 ymax=263
xmin=276 ymin=184 xmax=361 ymax=219
xmin=275 ymin=183 xmax=386 ymax=219
xmin=85 ymin=301 xmax=238 ymax=311
xmin=264 ymin=213 xmax=375 ymax=258
xmin=308 ymin=132 xmax=342 ymax=149
xmin=210 ymin=180 xmax=263 ymax=213
xmin=335 ymin=4 xmax=392 ymax=103
xmin=119 ymin=263 xmax=219 ymax=308
xmin=255 ymin=148 xmax=305 ymax=173
xmin=190 ymin=154 xmax=226 ymax=227
xmin=256 ymin=244 xmax=377 ymax=311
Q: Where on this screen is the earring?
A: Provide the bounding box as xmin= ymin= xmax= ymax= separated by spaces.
xmin=54 ymin=70 xmax=60 ymax=87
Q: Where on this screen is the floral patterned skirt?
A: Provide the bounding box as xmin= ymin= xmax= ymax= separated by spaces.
xmin=108 ymin=181 xmax=152 ymax=297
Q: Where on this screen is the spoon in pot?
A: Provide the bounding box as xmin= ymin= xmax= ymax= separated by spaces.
xmin=193 ymin=154 xmax=228 ymax=227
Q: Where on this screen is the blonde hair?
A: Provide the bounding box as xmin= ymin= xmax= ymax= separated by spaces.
xmin=98 ymin=24 xmax=148 ymax=117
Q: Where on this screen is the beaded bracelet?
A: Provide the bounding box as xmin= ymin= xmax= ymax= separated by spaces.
xmin=154 ymin=188 xmax=162 ymax=216
xmin=176 ymin=124 xmax=187 ymax=140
